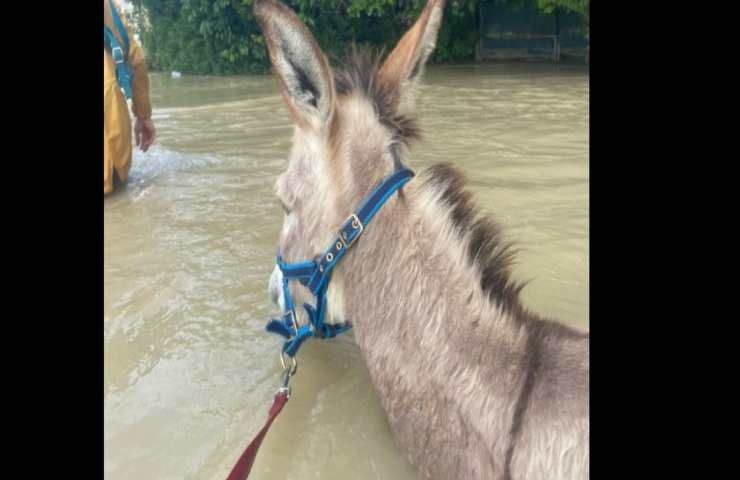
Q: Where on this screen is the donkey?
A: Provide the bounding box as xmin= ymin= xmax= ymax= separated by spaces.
xmin=256 ymin=0 xmax=589 ymax=478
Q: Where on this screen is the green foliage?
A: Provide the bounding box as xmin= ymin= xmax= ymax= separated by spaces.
xmin=535 ymin=0 xmax=588 ymax=17
xmin=129 ymin=0 xmax=586 ymax=75
xmin=130 ymin=0 xmax=482 ymax=74
xmin=130 ymin=0 xmax=266 ymax=74
xmin=536 ymin=0 xmax=588 ymax=34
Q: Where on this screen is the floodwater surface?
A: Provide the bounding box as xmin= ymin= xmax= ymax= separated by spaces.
xmin=104 ymin=62 xmax=588 ymax=480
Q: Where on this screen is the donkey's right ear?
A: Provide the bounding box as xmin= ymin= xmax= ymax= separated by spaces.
xmin=253 ymin=0 xmax=335 ymax=129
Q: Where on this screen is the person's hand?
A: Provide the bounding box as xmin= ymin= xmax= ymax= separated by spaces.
xmin=135 ymin=117 xmax=156 ymax=152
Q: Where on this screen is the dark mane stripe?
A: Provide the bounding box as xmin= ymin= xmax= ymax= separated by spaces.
xmin=333 ymin=49 xmax=525 ymax=313
xmin=419 ymin=163 xmax=528 ymax=312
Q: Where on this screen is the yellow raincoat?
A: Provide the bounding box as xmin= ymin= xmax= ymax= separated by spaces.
xmin=104 ymin=0 xmax=152 ymax=194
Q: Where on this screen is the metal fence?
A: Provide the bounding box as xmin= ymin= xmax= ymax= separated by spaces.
xmin=479 ymin=1 xmax=588 ymax=62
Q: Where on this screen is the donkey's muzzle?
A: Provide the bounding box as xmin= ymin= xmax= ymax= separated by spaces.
xmin=268 ymin=265 xmax=283 ymax=310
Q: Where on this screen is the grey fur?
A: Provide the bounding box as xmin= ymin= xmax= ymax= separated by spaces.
xmin=256 ymin=0 xmax=589 ymax=478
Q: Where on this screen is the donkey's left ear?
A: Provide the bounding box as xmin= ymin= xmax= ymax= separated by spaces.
xmin=253 ymin=0 xmax=335 ymax=129
xmin=378 ymin=0 xmax=446 ymax=110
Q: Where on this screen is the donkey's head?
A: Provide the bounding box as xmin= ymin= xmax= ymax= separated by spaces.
xmin=257 ymin=0 xmax=445 ymax=322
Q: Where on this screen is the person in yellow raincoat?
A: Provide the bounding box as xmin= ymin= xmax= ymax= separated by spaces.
xmin=104 ymin=0 xmax=156 ymax=194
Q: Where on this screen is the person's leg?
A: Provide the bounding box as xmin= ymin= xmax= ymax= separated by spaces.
xmin=112 ymin=170 xmax=126 ymax=190
xmin=104 ymin=52 xmax=133 ymax=195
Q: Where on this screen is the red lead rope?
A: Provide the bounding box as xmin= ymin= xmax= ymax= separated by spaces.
xmin=226 ymin=391 xmax=290 ymax=480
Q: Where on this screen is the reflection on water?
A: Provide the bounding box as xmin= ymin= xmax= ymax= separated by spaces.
xmin=105 ymin=63 xmax=588 ymax=479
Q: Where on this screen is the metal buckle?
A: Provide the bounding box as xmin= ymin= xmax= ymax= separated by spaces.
xmin=111 ymin=46 xmax=124 ymax=64
xmin=338 ymin=214 xmax=363 ymax=249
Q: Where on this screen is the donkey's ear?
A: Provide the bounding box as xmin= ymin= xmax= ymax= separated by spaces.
xmin=253 ymin=0 xmax=334 ymax=129
xmin=378 ymin=0 xmax=445 ymax=109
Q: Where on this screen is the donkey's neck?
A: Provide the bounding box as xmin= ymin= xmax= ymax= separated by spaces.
xmin=344 ymin=184 xmax=528 ymax=362
xmin=338 ymin=176 xmax=535 ymax=476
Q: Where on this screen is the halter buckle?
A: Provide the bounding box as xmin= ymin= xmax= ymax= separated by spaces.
xmin=111 ymin=46 xmax=125 ymax=64
xmin=339 ymin=214 xmax=363 ymax=249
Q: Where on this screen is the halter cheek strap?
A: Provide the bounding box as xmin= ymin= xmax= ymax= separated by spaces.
xmin=265 ymin=168 xmax=415 ymax=357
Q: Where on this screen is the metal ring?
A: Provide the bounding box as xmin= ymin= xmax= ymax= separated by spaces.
xmin=326 ymin=252 xmax=334 ymax=262
xmin=278 ymin=367 xmax=293 ymax=398
xmin=280 ymin=352 xmax=298 ymax=376
xmin=335 ymin=241 xmax=343 ymax=250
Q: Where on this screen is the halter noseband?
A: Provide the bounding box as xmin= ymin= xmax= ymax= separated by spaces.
xmin=266 ymin=167 xmax=415 ymax=359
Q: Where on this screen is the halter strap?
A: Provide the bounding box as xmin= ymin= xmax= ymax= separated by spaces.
xmin=266 ymin=167 xmax=414 ymax=357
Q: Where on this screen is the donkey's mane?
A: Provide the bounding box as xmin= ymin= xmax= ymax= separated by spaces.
xmin=418 ymin=163 xmax=528 ymax=313
xmin=333 ymin=48 xmax=526 ymax=314
xmin=332 ymin=48 xmax=420 ymax=146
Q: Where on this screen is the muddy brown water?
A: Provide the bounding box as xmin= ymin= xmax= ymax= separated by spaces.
xmin=104 ymin=63 xmax=588 ymax=480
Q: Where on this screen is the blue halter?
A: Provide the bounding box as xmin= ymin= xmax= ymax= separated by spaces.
xmin=266 ymin=167 xmax=415 ymax=358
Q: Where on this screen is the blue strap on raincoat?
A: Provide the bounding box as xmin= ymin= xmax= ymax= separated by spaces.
xmin=104 ymin=0 xmax=134 ymax=100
